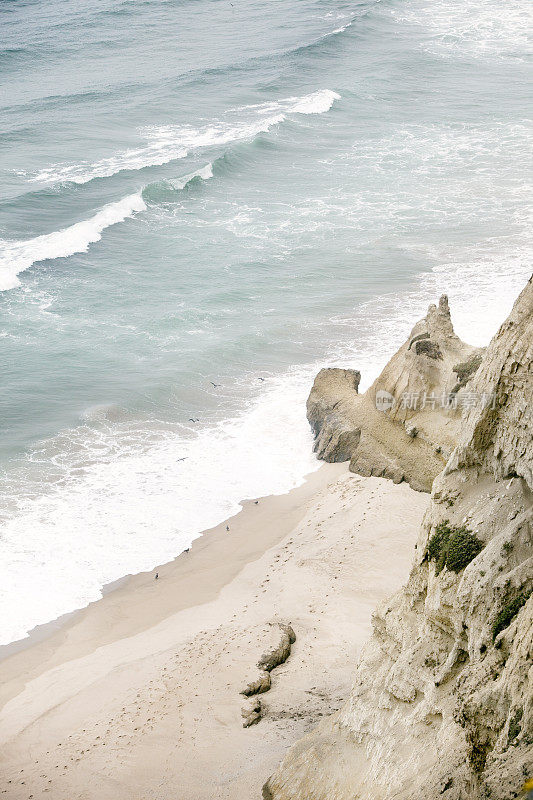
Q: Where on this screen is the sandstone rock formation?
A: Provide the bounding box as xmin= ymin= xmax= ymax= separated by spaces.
xmin=242 ymin=697 xmax=262 ymax=728
xmin=266 ymin=277 xmax=532 ymax=800
xmin=307 ymin=295 xmax=484 ymax=491
xmin=258 ymin=623 xmax=296 ymax=673
xmin=241 ymin=670 xmax=271 ymax=697
xmin=240 ymin=622 xmax=296 ymax=725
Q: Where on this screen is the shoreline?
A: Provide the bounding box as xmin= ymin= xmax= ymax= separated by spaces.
xmin=0 ymin=461 xmax=323 ymax=665
xmin=0 ymin=461 xmax=429 ymax=799
xmin=0 ymin=461 xmax=335 ymax=705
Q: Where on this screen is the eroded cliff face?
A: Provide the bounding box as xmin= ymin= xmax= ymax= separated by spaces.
xmin=266 ymin=278 xmax=532 ymax=800
xmin=307 ymin=296 xmax=483 ymax=492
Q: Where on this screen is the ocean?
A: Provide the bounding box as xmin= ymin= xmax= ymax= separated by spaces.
xmin=0 ymin=0 xmax=531 ymax=646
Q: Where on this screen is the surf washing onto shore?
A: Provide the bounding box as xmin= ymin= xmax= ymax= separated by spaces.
xmin=1 ymin=0 xmax=531 ymax=646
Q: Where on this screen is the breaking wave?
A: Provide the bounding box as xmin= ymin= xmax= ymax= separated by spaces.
xmin=0 ymin=193 xmax=146 ymax=291
xmin=24 ymin=90 xmax=340 ymax=186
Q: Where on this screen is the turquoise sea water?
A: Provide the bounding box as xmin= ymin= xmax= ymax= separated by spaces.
xmin=0 ymin=0 xmax=531 ymax=645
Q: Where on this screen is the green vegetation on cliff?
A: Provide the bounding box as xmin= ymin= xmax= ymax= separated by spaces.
xmin=427 ymin=521 xmax=484 ymax=574
xmin=492 ymin=588 xmax=532 ymax=642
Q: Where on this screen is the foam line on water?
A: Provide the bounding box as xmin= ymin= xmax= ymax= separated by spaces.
xmin=24 ymin=90 xmax=340 ymax=186
xmin=172 ymin=162 xmax=214 ymax=189
xmin=141 ymin=162 xmax=215 ymax=203
xmin=1 ymin=87 xmax=340 ymax=291
xmin=0 ymin=193 xmax=146 ymax=291
xmin=291 ymin=89 xmax=340 ymax=114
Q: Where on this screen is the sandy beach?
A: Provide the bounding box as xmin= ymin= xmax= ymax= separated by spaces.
xmin=0 ymin=464 xmax=428 ymax=800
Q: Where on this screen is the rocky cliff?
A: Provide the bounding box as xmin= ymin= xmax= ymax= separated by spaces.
xmin=307 ymin=295 xmax=483 ymax=491
xmin=265 ymin=277 xmax=532 ymax=800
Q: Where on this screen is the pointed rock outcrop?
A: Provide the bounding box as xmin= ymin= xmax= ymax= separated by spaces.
xmin=307 ymin=295 xmax=483 ymax=491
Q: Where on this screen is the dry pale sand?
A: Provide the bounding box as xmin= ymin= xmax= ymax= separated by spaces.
xmin=0 ymin=463 xmax=428 ymax=800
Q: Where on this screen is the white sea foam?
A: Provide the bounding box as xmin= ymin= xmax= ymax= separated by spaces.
xmin=26 ymin=90 xmax=340 ymax=186
xmin=330 ymin=22 xmax=352 ymax=35
xmin=392 ymin=0 xmax=532 ymax=59
xmin=0 ymin=193 xmax=146 ymax=291
xmin=291 ymin=89 xmax=341 ymax=114
xmin=171 ymin=162 xmax=214 ymax=189
xmin=307 ymin=12 xmax=356 ymax=43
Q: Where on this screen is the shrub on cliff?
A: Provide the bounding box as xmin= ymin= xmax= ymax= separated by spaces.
xmin=452 ymin=352 xmax=483 ymax=393
xmin=446 ymin=529 xmax=484 ymax=572
xmin=427 ymin=521 xmax=484 ymax=574
xmin=427 ymin=521 xmax=452 ymax=574
xmin=492 ymin=587 xmax=532 ymax=642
